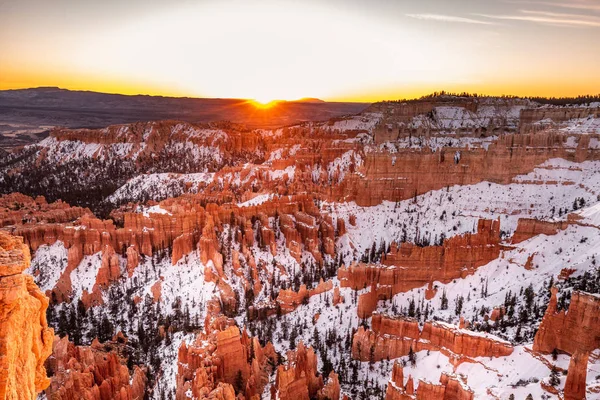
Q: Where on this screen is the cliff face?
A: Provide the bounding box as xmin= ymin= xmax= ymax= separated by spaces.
xmin=44 ymin=336 xmax=147 ymax=400
xmin=563 ymin=350 xmax=590 ymax=400
xmin=336 ymin=131 xmax=600 ymax=207
xmin=340 ymin=219 xmax=501 ymax=317
xmin=352 ymin=314 xmax=512 ymax=363
xmin=533 ymin=288 xmax=600 ymax=355
xmin=511 ymin=218 xmax=571 ymax=244
xmin=0 ymin=231 xmax=54 ymax=399
xmin=0 ymin=193 xmax=90 ymax=229
xmin=519 ymin=107 xmax=600 ymax=132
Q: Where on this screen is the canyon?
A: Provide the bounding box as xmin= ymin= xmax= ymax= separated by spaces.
xmin=1 ymin=95 xmax=600 ymax=399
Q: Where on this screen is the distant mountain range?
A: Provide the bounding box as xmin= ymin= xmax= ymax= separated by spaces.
xmin=0 ymin=87 xmax=368 ymax=148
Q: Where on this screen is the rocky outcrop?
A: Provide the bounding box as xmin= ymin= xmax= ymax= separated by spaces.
xmin=0 ymin=193 xmax=90 ymax=229
xmin=353 ymin=314 xmax=512 ymax=363
xmin=385 ymin=362 xmax=414 ymax=400
xmin=511 ymin=218 xmax=571 ymax=244
xmin=385 ymin=363 xmax=474 ymax=400
xmin=248 ymin=279 xmax=334 ymax=320
xmin=176 ymin=317 xmax=277 ymax=400
xmin=44 ymin=335 xmax=147 ymax=400
xmin=357 ymin=283 xmax=379 ymax=319
xmin=332 ymin=131 xmax=600 ymax=207
xmin=339 ymin=219 xmax=501 ymax=313
xmin=564 ymin=350 xmax=589 ymax=400
xmin=274 ymin=341 xmax=339 ymax=400
xmin=533 ymin=288 xmax=600 ymax=355
xmin=519 ymin=107 xmax=600 ymax=133
xmin=3 ymin=193 xmax=339 ymax=311
xmin=317 ymin=372 xmax=341 ymax=400
xmin=415 ymin=373 xmax=474 ymax=400
xmin=0 ymin=231 xmax=54 ymax=399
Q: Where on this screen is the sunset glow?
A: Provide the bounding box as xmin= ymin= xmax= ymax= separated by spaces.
xmin=1 ymin=0 xmax=599 ymax=100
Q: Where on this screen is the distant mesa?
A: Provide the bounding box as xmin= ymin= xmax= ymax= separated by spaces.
xmin=295 ymin=97 xmax=325 ymax=103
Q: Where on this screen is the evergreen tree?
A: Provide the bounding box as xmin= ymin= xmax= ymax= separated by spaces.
xmin=408 ymin=346 xmax=416 ymax=366
xmin=549 ymin=366 xmax=560 ymax=386
xmin=440 ymin=289 xmax=449 ymax=310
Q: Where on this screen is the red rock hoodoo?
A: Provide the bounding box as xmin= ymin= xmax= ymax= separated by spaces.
xmin=533 ymin=288 xmax=600 ymax=355
xmin=0 ymin=231 xmax=54 ymax=399
xmin=44 ymin=335 xmax=147 ymax=400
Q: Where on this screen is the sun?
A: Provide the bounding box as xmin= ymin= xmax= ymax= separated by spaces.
xmin=254 ymin=96 xmax=275 ymax=105
xmin=249 ymin=97 xmax=280 ymax=109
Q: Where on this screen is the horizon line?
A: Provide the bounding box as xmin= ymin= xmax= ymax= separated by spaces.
xmin=2 ymin=85 xmax=600 ymax=104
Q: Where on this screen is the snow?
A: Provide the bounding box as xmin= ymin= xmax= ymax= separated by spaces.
xmin=238 ymin=193 xmax=277 ymax=207
xmin=70 ymin=253 xmax=104 ymax=298
xmin=26 ymin=241 xmax=68 ymax=293
xmin=140 ymin=205 xmax=172 ymax=217
xmin=327 ymin=150 xmax=363 ymax=183
xmin=321 ymin=112 xmax=383 ymax=133
xmin=131 ymin=252 xmax=217 ymax=317
xmin=107 ymin=172 xmax=214 ymax=204
xmin=560 ymin=116 xmax=600 ymax=134
xmin=154 ymin=331 xmax=196 ymax=398
xmin=576 ymin=202 xmax=600 ymax=227
xmin=406 ymin=103 xmax=526 ymax=133
xmin=268 ymin=166 xmax=296 ymax=181
xmin=328 ymin=157 xmax=600 ymax=261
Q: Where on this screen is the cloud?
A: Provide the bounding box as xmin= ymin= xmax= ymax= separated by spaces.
xmin=474 ymin=10 xmax=600 ymax=27
xmin=405 ymin=13 xmax=496 ymax=25
xmin=503 ymin=1 xmax=600 ymax=12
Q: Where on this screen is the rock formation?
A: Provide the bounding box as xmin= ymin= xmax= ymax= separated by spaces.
xmin=563 ymin=350 xmax=590 ymax=400
xmin=176 ymin=317 xmax=277 ymax=400
xmin=0 ymin=231 xmax=54 ymax=399
xmin=274 ymin=341 xmax=339 ymax=400
xmin=44 ymin=335 xmax=147 ymax=400
xmin=533 ymin=288 xmax=600 ymax=355
xmin=353 ymin=313 xmax=512 ymax=363
xmin=385 ymin=362 xmax=475 ymax=400
xmin=340 ymin=219 xmax=501 ymax=315
xmin=511 ymin=218 xmax=571 ymax=244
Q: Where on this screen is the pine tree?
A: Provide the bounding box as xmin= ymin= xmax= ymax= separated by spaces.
xmin=289 ymin=324 xmax=298 ymax=349
xmin=408 ymin=298 xmax=416 ymax=317
xmin=454 ymin=295 xmax=464 ymax=316
xmin=408 ymin=346 xmax=416 ymax=366
xmin=549 ymin=366 xmax=560 ymax=386
xmin=440 ymin=289 xmax=449 ymax=310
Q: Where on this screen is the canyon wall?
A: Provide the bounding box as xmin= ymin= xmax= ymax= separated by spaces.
xmin=335 ymin=132 xmax=600 ymax=207
xmin=533 ymin=288 xmax=600 ymax=355
xmin=352 ymin=314 xmax=512 ymax=363
xmin=0 ymin=231 xmax=54 ymax=399
xmin=340 ymin=219 xmax=501 ymax=314
xmin=511 ymin=218 xmax=571 ymax=244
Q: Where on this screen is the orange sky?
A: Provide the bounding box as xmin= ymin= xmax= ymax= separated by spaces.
xmin=1 ymin=0 xmax=599 ymax=102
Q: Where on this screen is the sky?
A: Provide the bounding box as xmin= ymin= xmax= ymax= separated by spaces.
xmin=0 ymin=0 xmax=599 ymax=102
